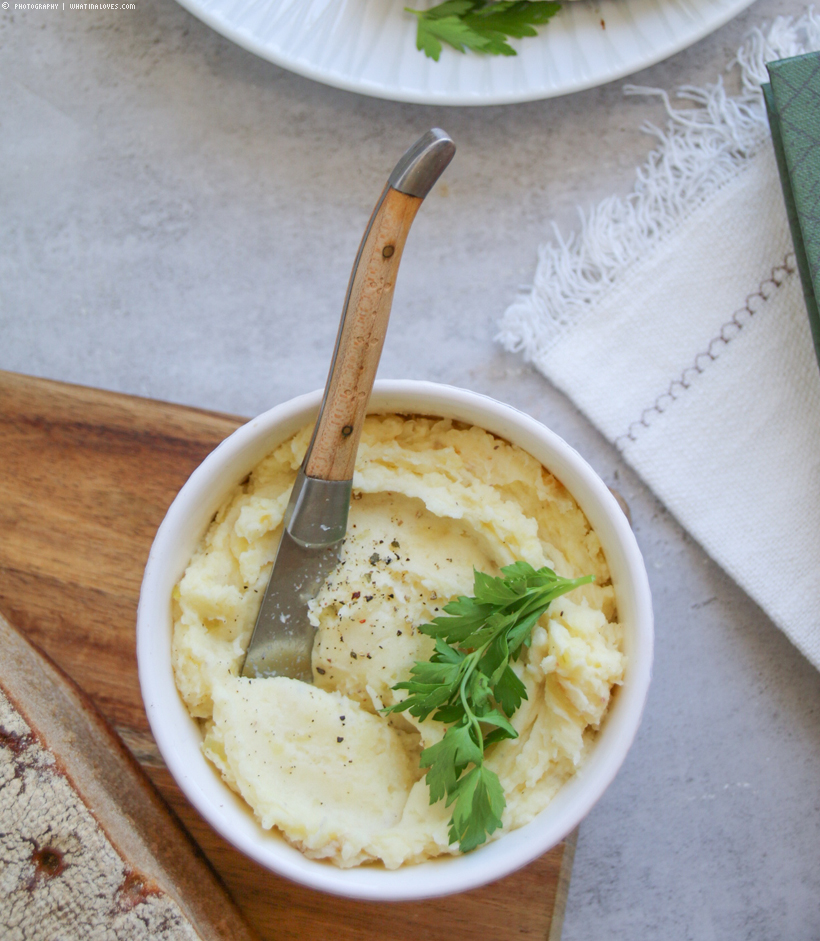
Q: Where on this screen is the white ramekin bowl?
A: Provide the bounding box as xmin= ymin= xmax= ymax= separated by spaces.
xmin=137 ymin=381 xmax=653 ymax=901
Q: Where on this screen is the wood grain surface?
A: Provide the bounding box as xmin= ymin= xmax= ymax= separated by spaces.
xmin=305 ymin=186 xmax=421 ymax=482
xmin=0 ymin=370 xmax=575 ymax=941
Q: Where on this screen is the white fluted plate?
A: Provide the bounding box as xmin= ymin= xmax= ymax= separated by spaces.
xmin=175 ymin=0 xmax=756 ymax=105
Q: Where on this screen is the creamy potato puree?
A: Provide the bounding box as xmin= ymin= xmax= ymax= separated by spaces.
xmin=172 ymin=415 xmax=625 ymax=869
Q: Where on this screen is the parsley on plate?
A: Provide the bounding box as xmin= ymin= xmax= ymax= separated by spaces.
xmin=406 ymin=0 xmax=562 ymax=61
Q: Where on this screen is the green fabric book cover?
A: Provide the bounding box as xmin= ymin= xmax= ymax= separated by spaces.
xmin=764 ymin=51 xmax=820 ymax=370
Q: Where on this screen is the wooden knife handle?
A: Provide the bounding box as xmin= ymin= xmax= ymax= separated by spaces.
xmin=304 ymin=185 xmax=422 ymax=481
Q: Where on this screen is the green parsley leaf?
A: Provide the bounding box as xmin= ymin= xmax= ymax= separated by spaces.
xmin=421 ymin=722 xmax=483 ymax=802
xmin=385 ymin=562 xmax=593 ymax=852
xmin=448 ymin=764 xmax=506 ymax=852
xmin=492 ymin=663 xmax=528 ymax=716
xmin=406 ymin=0 xmax=561 ymax=62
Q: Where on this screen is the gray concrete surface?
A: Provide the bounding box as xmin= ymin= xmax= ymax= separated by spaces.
xmin=2 ymin=0 xmax=819 ymax=936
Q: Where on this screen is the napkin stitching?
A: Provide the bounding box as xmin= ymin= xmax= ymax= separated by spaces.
xmin=615 ymin=252 xmax=798 ymax=448
xmin=497 ymin=10 xmax=820 ymax=366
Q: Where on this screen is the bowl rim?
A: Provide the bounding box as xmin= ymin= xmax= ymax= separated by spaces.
xmin=137 ymin=380 xmax=653 ymax=900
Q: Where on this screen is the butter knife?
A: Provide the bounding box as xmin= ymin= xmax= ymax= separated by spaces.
xmin=241 ymin=129 xmax=455 ymax=681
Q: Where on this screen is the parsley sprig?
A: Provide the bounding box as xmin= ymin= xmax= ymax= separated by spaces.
xmin=406 ymin=0 xmax=562 ymax=62
xmin=385 ymin=561 xmax=592 ymax=852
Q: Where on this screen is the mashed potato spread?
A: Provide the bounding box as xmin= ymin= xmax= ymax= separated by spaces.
xmin=172 ymin=414 xmax=625 ymax=869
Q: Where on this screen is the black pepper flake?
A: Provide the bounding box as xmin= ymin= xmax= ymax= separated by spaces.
xmin=352 ymin=591 xmax=361 ymax=600
xmin=316 ymin=667 xmax=326 ymax=675
xmin=365 ymin=595 xmax=373 ymax=602
xmin=337 ymin=736 xmax=344 ymax=743
xmin=350 ymin=651 xmax=358 ymax=658
xmin=391 ymin=539 xmax=400 ymax=549
xmin=397 ymin=630 xmax=402 ymax=636
xmin=369 ymin=553 xmax=380 ymax=565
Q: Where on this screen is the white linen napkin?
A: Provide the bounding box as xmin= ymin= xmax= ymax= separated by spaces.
xmin=498 ymin=12 xmax=820 ymax=670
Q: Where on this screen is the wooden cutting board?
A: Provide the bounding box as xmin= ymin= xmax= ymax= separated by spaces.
xmin=0 ymin=369 xmax=577 ymax=941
